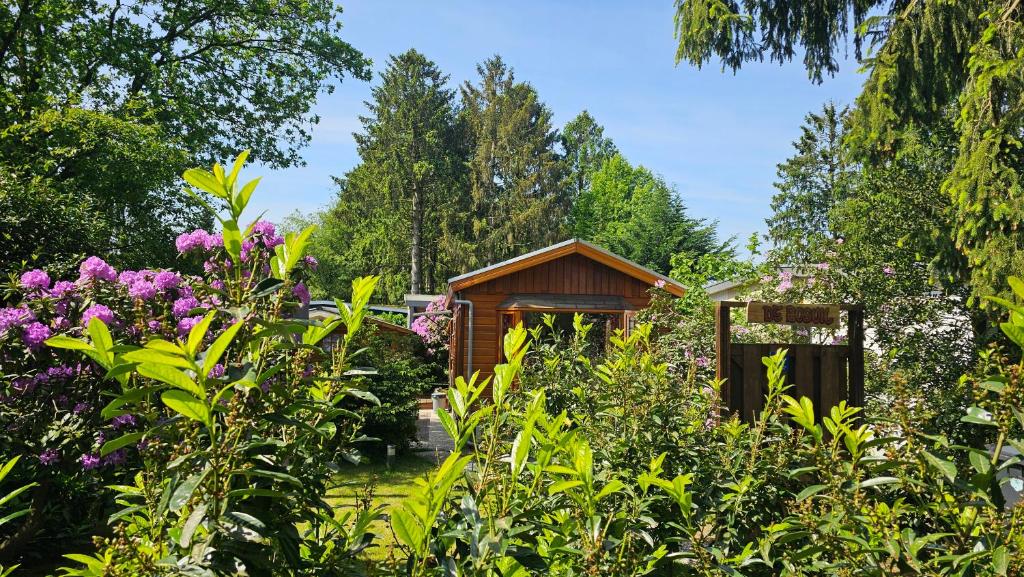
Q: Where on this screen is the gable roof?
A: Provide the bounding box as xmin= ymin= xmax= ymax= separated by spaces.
xmin=447 ymin=239 xmax=686 ymax=297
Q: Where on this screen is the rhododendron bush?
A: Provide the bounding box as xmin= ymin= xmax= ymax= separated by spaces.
xmin=1 ymin=153 xmax=382 ymax=574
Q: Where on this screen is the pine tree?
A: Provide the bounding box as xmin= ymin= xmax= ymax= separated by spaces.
xmin=767 ymin=103 xmax=855 ymax=264
xmin=316 ymin=49 xmax=466 ymax=301
xmin=673 ymin=0 xmax=1024 ymax=310
xmin=460 ymin=56 xmax=565 ymax=266
xmin=560 ymin=110 xmax=618 ymax=222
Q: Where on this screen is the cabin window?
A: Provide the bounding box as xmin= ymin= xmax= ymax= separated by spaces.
xmin=520 ymin=311 xmax=623 ymax=356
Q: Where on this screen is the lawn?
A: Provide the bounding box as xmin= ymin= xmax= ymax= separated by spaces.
xmin=329 ymin=452 xmax=438 ymax=566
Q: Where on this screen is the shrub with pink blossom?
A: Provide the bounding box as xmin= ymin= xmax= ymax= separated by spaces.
xmin=0 ymin=158 xmax=325 ymax=560
xmin=410 ymin=295 xmax=451 ymax=362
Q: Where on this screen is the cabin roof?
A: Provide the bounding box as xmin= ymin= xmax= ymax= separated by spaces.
xmin=447 ymin=239 xmax=686 ymax=297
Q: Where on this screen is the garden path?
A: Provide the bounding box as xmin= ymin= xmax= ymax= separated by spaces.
xmin=414 ymin=408 xmax=455 ymax=463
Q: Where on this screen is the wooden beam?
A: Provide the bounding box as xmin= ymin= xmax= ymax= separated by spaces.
xmin=715 ymin=301 xmax=731 ymax=411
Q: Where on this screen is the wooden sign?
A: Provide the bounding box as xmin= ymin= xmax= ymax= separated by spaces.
xmin=746 ymin=302 xmax=840 ymax=329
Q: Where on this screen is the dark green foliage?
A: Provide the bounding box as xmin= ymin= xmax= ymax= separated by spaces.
xmin=0 ymin=171 xmax=107 ymax=280
xmin=349 ymin=327 xmax=443 ymax=453
xmin=0 ymin=108 xmax=210 ymax=274
xmin=305 ymin=50 xmax=469 ymax=302
xmin=673 ymin=0 xmax=1024 ymax=317
xmin=560 ymin=110 xmax=618 ymax=219
xmin=0 ymin=0 xmax=369 ymax=168
xmin=573 ymin=154 xmax=722 ymax=274
xmin=767 ymin=102 xmax=855 ymax=264
xmin=461 ymin=55 xmax=566 ymax=267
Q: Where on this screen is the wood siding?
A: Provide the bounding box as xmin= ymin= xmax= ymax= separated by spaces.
xmin=451 ymin=253 xmax=655 ymax=394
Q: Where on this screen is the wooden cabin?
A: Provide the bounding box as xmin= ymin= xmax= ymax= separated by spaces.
xmin=445 ymin=239 xmax=686 ymax=394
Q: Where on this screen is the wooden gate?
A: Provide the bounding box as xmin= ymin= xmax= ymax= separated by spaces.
xmin=714 ymin=301 xmax=865 ymax=421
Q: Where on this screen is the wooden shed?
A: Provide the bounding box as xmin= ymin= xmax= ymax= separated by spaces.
xmin=445 ymin=239 xmax=686 ymax=393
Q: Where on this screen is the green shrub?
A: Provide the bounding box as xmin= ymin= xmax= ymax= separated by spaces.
xmin=48 ymin=154 xmax=386 ymax=576
xmin=351 ymin=328 xmax=439 ymax=452
xmin=389 ymin=284 xmax=1024 ymax=576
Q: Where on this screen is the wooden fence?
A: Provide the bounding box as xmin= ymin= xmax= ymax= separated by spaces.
xmin=714 ymin=301 xmax=864 ymax=421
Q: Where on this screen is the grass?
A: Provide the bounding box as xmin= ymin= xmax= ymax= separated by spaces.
xmin=329 ymin=452 xmax=438 ymax=565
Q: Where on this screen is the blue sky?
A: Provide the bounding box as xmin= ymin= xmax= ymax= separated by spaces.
xmin=254 ymin=1 xmax=865 ymax=249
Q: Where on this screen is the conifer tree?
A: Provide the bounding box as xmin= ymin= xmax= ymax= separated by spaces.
xmin=560 ymin=111 xmax=618 ymax=222
xmin=460 ymin=56 xmax=565 ymax=266
xmin=315 ymin=49 xmax=466 ymax=301
xmin=767 ymin=103 xmax=856 ymax=264
xmin=673 ymin=0 xmax=1024 ymax=309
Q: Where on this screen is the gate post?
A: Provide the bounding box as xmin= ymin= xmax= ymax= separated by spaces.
xmin=714 ymin=301 xmax=732 ymax=409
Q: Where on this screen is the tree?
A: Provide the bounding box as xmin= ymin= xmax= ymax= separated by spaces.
xmin=0 ymin=0 xmax=370 ymax=168
xmin=461 ymin=56 xmax=565 ymax=266
xmin=0 ymin=108 xmax=210 ymax=275
xmin=672 ymin=0 xmax=1024 ymax=312
xmin=306 ymin=50 xmax=468 ymax=302
xmin=573 ymin=154 xmax=723 ymax=274
xmin=350 ymin=49 xmax=467 ymax=295
xmin=559 ymin=111 xmax=618 ymax=221
xmin=767 ymin=103 xmax=856 ymax=264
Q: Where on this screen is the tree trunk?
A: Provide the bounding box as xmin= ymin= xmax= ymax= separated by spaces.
xmin=410 ymin=179 xmax=423 ymax=295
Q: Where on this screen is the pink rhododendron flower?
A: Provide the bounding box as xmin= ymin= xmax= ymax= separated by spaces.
xmin=177 ymin=315 xmax=203 ymax=335
xmin=23 ymin=322 xmax=51 ymax=349
xmin=128 ymin=280 xmax=157 ymax=300
xmin=82 ymin=304 xmax=114 ymax=326
xmin=172 ymin=296 xmax=201 ymax=318
xmin=38 ymin=448 xmax=59 ymax=465
xmin=0 ymin=306 xmax=35 ymax=332
xmin=20 ymin=269 xmax=50 ymax=291
xmin=78 ymin=256 xmax=117 ymax=283
xmin=79 ymin=453 xmax=100 ymax=470
xmin=153 ymin=271 xmax=180 ymax=291
xmin=50 ymin=280 xmax=75 ymax=299
xmin=292 ymin=282 xmax=310 ymax=307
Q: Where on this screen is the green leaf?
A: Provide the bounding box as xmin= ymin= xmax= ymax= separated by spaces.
xmin=999 ymin=321 xmax=1024 ymax=349
xmin=183 ymin=168 xmax=225 ymax=198
xmin=179 ymin=503 xmax=208 ymax=548
xmin=222 ymin=219 xmax=243 ymax=264
xmin=922 ymin=451 xmax=957 ymax=482
xmin=161 ymin=390 xmax=211 ymax=427
xmin=202 ymin=320 xmax=244 ymax=378
xmin=548 ymin=480 xmax=584 ymax=495
xmin=250 ymin=277 xmax=284 ymax=298
xmin=138 ymin=364 xmax=203 ymax=398
xmin=122 ymin=349 xmax=192 ymax=369
xmin=962 ymin=406 xmax=996 ymax=426
xmin=100 ymin=432 xmax=145 ymax=457
xmin=186 ymin=312 xmax=217 ymax=357
xmin=226 ymin=150 xmax=250 ymax=190
xmin=88 ymin=317 xmax=113 ymax=352
xmin=1008 ymin=276 xmax=1024 ymax=300
xmin=390 ymin=507 xmax=423 ymax=551
xmin=169 ymin=471 xmax=208 ymax=512
xmin=857 ymin=477 xmax=901 ymax=489
xmin=223 ymin=510 xmax=266 ymax=533
xmin=969 ymin=450 xmax=993 ymax=475
xmin=795 ymin=484 xmax=828 ymax=500
xmin=993 ymin=545 xmax=1008 ymax=576
xmin=43 ymin=336 xmax=92 ymax=351
xmin=237 ymin=177 xmax=260 ymax=212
